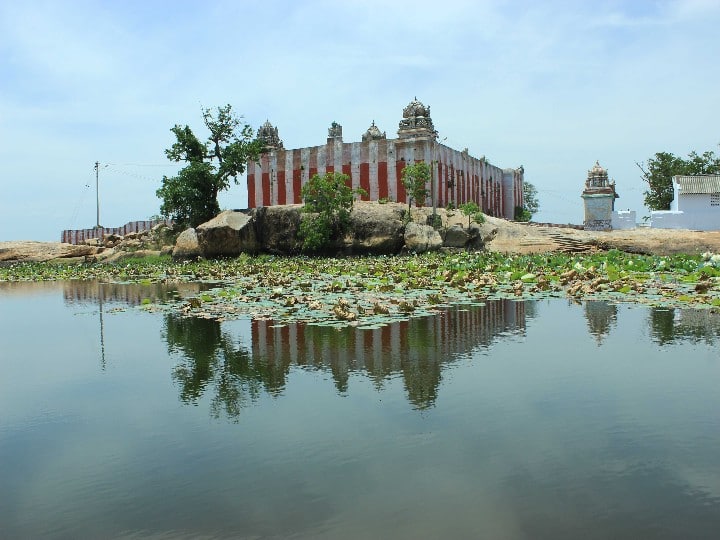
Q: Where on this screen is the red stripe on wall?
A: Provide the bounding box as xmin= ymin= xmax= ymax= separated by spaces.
xmin=359 ymin=162 xmax=370 ymax=200
xmin=342 ymin=163 xmax=352 ymax=190
xmin=378 ymin=162 xmax=388 ymax=200
xmin=396 ymin=161 xmax=407 ymax=203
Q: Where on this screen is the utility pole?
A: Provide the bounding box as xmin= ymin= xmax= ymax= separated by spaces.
xmin=94 ymin=161 xmax=101 ymax=228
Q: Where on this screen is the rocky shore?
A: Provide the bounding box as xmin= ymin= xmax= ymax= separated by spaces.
xmin=2 ymin=202 xmax=720 ymax=263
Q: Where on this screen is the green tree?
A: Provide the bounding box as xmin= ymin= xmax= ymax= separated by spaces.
xmin=401 ymin=161 xmax=431 ymax=210
xmin=459 ymin=201 xmax=484 ymax=228
xmin=299 ymin=172 xmax=365 ymax=251
xmin=157 ymin=104 xmax=262 ymax=228
xmin=514 ymin=181 xmax=539 ymax=222
xmin=638 ymin=148 xmax=720 ymax=210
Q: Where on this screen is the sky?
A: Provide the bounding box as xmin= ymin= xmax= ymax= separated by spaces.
xmin=1 ymin=0 xmax=719 ymax=241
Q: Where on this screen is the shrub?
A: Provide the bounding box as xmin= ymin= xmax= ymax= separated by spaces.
xmin=459 ymin=202 xmax=484 ymax=228
xmin=299 ymin=172 xmax=366 ymax=251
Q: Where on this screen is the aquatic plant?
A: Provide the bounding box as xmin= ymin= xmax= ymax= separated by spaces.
xmin=1 ymin=250 xmax=718 ymax=328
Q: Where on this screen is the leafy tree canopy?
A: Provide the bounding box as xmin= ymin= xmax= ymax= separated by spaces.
xmin=638 ymin=148 xmax=720 ymax=210
xmin=157 ymin=104 xmax=262 ymax=228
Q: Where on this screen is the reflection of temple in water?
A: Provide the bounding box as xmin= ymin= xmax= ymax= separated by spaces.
xmin=584 ymin=301 xmax=618 ymax=345
xmin=162 ymin=300 xmax=527 ymax=417
xmin=250 ymin=300 xmax=527 ymax=410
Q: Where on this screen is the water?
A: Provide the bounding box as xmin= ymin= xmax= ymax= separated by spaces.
xmin=1 ymin=281 xmax=719 ymax=539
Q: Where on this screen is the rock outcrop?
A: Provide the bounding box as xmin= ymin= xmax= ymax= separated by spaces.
xmin=172 ymin=228 xmax=202 ymax=259
xmin=403 ymin=223 xmax=443 ymax=253
xmin=0 ymin=241 xmax=98 ymax=263
xmin=196 ymin=210 xmax=260 ymax=257
xmin=170 ymin=202 xmax=500 ymax=258
xmin=347 ymin=203 xmax=406 ymax=254
xmin=254 ymin=205 xmax=303 ymax=254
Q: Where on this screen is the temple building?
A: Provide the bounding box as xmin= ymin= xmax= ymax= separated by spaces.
xmin=247 ymin=99 xmax=524 ymax=220
xmin=581 ymin=161 xmax=619 ymax=231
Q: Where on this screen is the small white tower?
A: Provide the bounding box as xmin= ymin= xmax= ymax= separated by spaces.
xmin=581 ymin=161 xmax=617 ymax=231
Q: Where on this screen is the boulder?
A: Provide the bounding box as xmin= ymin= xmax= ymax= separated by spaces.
xmin=404 ymin=222 xmax=443 ymax=253
xmin=254 ymin=205 xmax=303 ymax=254
xmin=103 ymin=234 xmax=122 ymax=248
xmin=196 ymin=210 xmax=259 ymax=257
xmin=347 ymin=202 xmax=407 ymax=254
xmin=0 ymin=241 xmax=97 ymax=262
xmin=443 ymin=225 xmax=470 ymax=248
xmin=172 ymin=228 xmax=202 ymax=259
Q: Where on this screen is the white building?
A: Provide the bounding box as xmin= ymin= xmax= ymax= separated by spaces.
xmin=651 ymin=175 xmax=720 ymax=231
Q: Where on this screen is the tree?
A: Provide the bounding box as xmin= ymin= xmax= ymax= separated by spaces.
xmin=157 ymin=104 xmax=262 ymax=228
xmin=638 ymin=148 xmax=720 ymax=210
xmin=299 ymin=172 xmax=365 ymax=251
xmin=515 ymin=181 xmax=539 ymax=222
xmin=401 ymin=161 xmax=431 ymax=210
xmin=458 ymin=201 xmax=485 ymax=228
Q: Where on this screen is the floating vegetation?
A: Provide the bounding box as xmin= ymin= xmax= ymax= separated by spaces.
xmin=1 ymin=250 xmax=719 ymax=327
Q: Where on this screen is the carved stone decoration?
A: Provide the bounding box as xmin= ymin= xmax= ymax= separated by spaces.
xmin=328 ymin=121 xmax=343 ymax=139
xmin=257 ymin=120 xmax=284 ymax=152
xmin=586 ymin=160 xmax=611 ymax=189
xmin=361 ymin=121 xmax=386 ymax=142
xmin=397 ymin=97 xmax=437 ymax=139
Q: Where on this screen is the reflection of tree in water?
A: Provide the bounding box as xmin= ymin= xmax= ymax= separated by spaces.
xmin=649 ymin=308 xmax=720 ymax=345
xmin=584 ymin=301 xmax=618 ymax=345
xmin=164 ymin=314 xmax=289 ymax=421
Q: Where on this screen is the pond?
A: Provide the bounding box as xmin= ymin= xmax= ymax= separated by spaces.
xmin=1 ymin=281 xmax=719 ymax=539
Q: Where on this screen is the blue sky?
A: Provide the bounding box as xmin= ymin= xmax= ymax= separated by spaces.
xmin=1 ymin=0 xmax=719 ymax=241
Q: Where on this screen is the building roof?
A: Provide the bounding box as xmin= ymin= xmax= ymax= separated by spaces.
xmin=674 ymin=175 xmax=720 ymax=194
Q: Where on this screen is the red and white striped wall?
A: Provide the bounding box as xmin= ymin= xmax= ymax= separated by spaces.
xmin=247 ymin=138 xmax=523 ymax=220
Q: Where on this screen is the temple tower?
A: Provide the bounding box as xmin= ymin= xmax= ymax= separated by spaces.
xmin=257 ymin=120 xmax=283 ymax=152
xmin=582 ymin=161 xmax=617 ymax=231
xmin=397 ymin=97 xmax=437 ymax=140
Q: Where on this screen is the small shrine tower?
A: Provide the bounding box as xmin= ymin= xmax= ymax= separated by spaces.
xmin=582 ymin=161 xmax=617 ymax=231
xmin=257 ymin=120 xmax=283 ymax=152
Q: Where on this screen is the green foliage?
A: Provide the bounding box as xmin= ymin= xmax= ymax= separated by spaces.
xmin=157 ymin=104 xmax=262 ymax=229
xmin=401 ymin=161 xmax=431 ymax=209
xmin=299 ymin=172 xmax=364 ymax=251
xmin=514 ymin=182 xmax=539 ymax=222
xmin=638 ymin=148 xmax=720 ymax=210
xmin=514 ymin=206 xmax=532 ymax=222
xmin=459 ymin=202 xmax=484 ymax=228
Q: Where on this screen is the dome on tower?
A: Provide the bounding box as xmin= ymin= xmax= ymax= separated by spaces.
xmin=362 ymin=120 xmax=386 ymax=142
xmin=586 ymin=160 xmax=610 ymax=188
xmin=589 ymin=161 xmax=607 ymax=176
xmin=397 ymin=97 xmax=436 ymax=139
xmin=402 ymin=97 xmax=431 ymax=119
